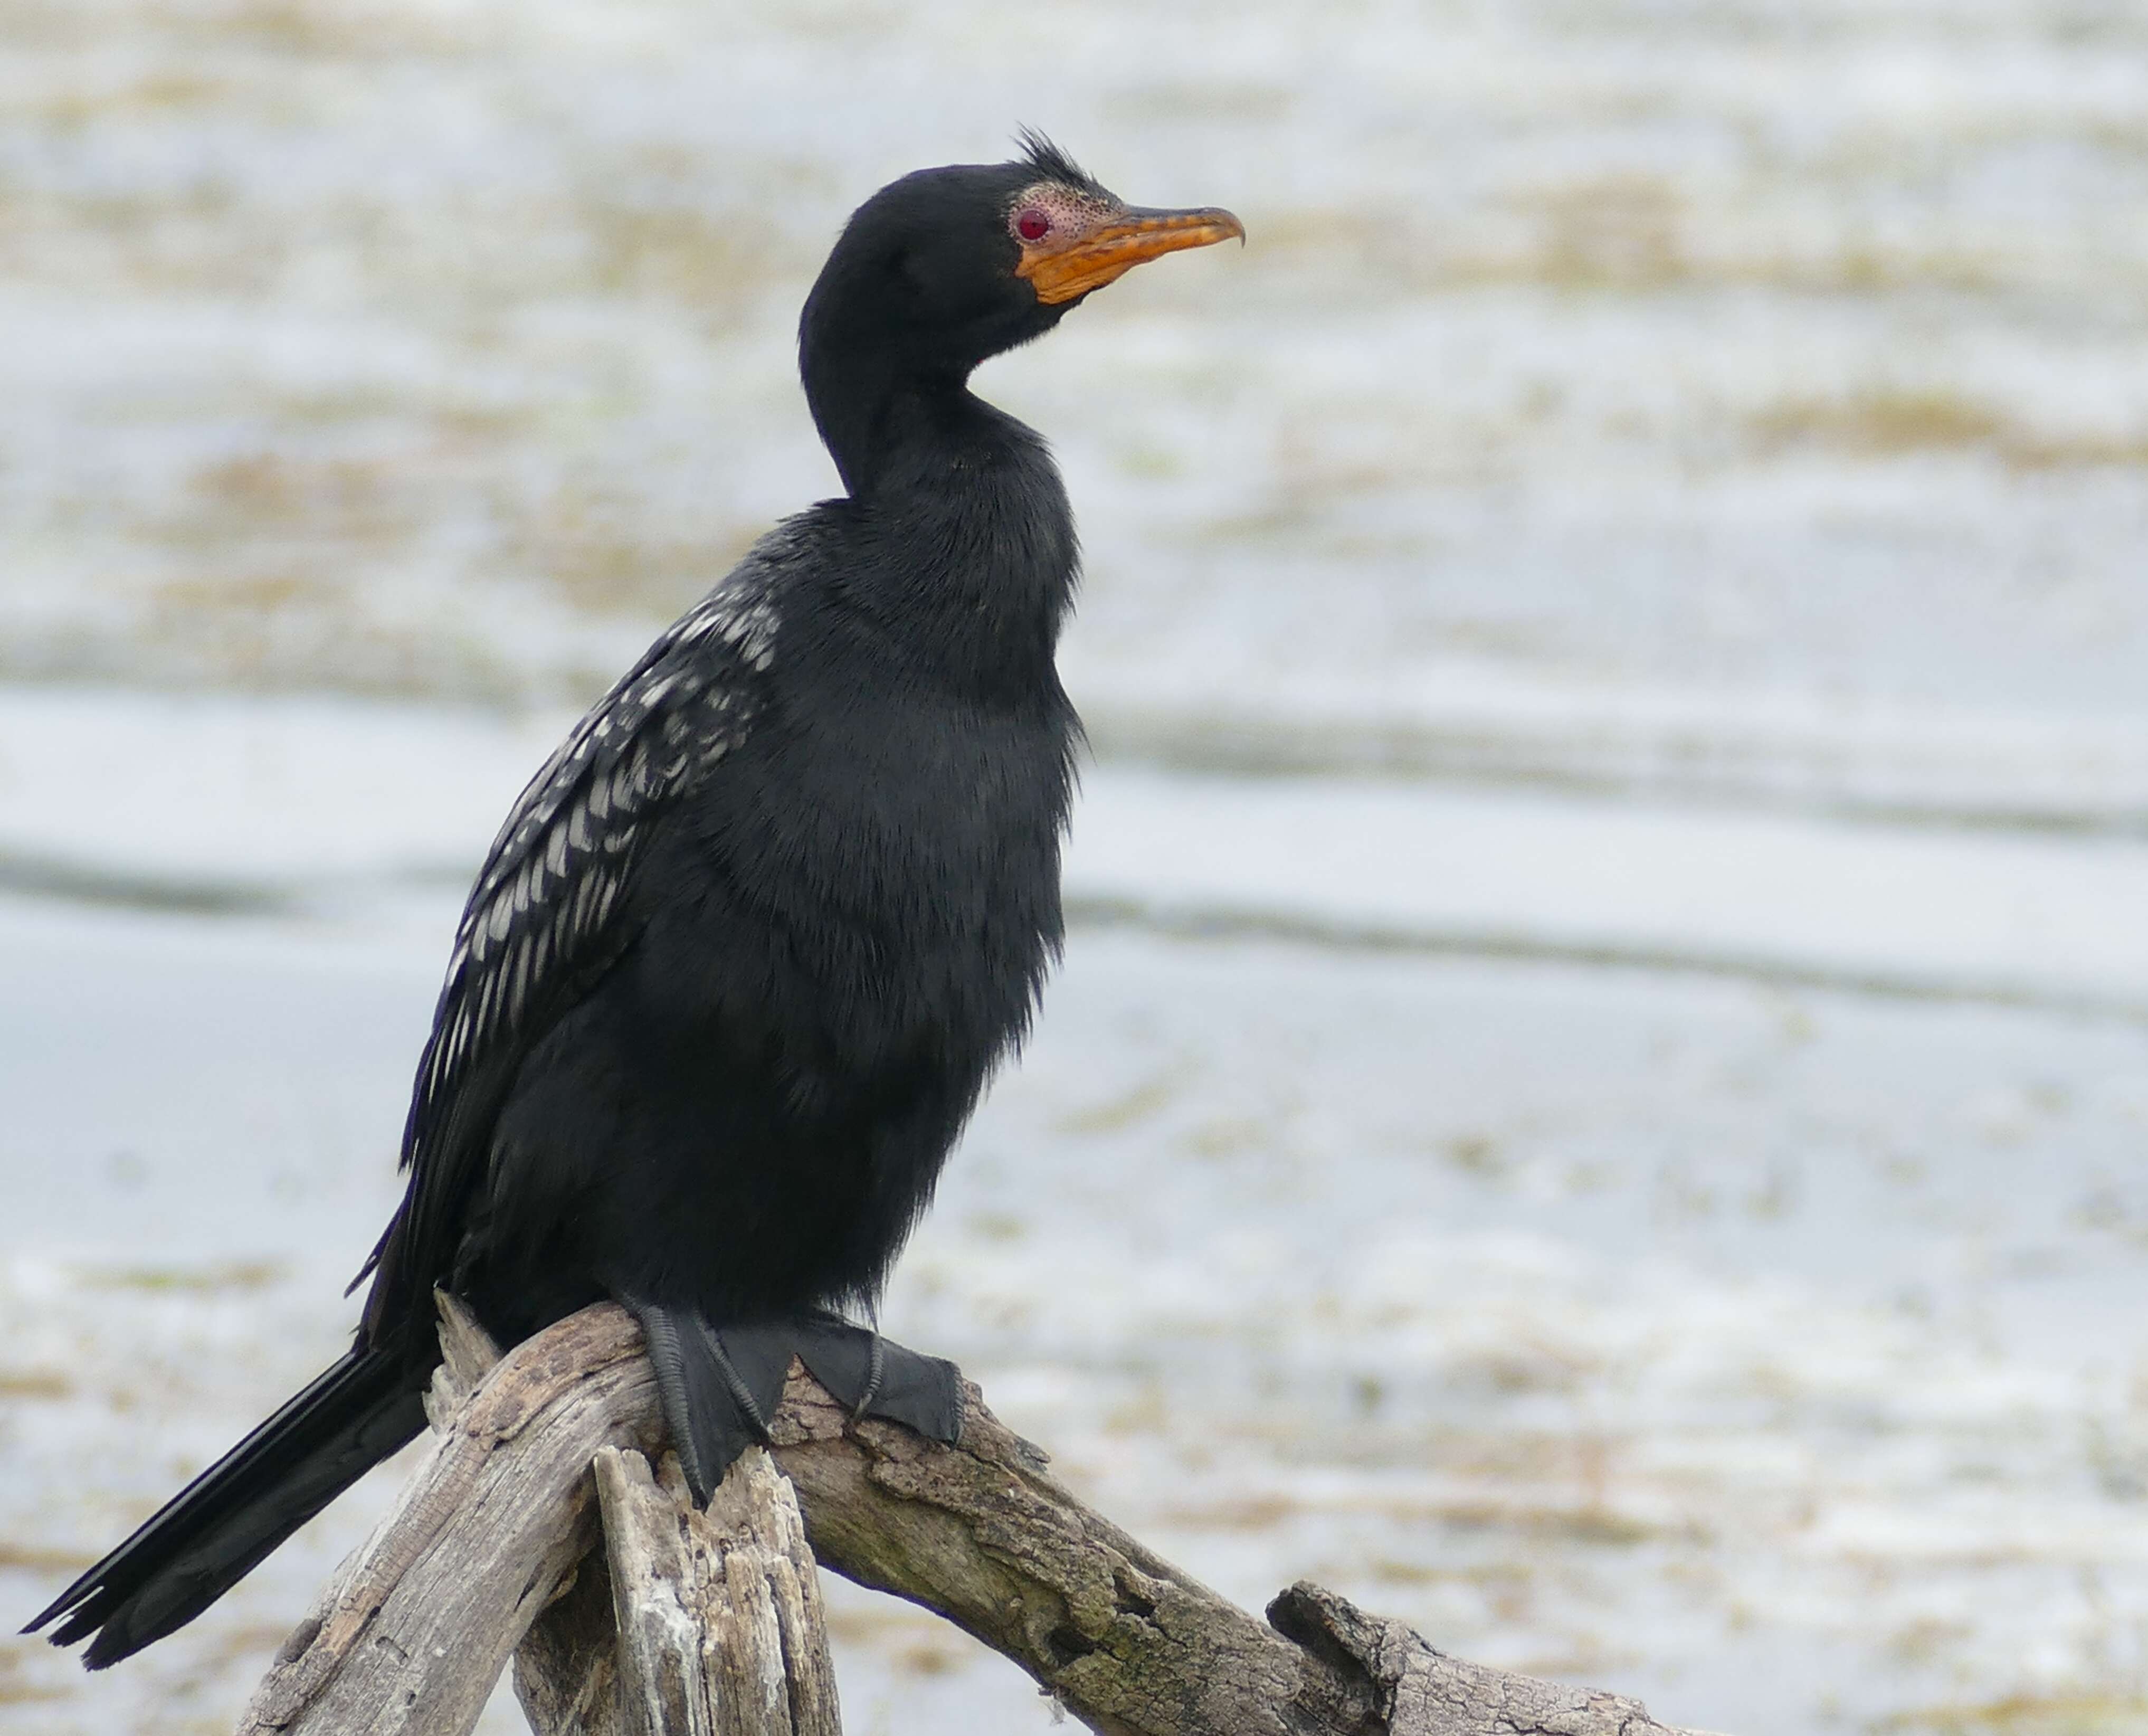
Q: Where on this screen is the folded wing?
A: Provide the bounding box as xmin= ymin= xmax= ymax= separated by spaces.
xmin=355 ymin=557 xmax=792 ymax=1346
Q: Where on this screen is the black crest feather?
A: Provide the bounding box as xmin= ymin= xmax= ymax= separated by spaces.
xmin=1014 ymin=127 xmax=1102 ymax=193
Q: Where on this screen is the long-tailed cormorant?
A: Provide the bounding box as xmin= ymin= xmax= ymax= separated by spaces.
xmin=27 ymin=134 xmax=1241 ymax=1669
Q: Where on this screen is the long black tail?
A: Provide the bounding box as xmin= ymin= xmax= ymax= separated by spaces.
xmin=23 ymin=1345 xmax=426 ymax=1669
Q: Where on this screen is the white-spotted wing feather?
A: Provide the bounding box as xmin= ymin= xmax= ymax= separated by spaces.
xmin=356 ymin=538 xmax=801 ymax=1305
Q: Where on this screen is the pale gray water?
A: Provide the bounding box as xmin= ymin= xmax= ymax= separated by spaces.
xmin=6 ymin=0 xmax=2148 ymax=819
xmin=5 ymin=0 xmax=2148 ymax=1731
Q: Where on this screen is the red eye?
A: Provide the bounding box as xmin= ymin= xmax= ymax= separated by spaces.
xmin=1016 ymin=208 xmax=1051 ymax=242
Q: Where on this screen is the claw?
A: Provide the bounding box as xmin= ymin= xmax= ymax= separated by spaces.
xmin=852 ymin=1333 xmax=886 ymax=1422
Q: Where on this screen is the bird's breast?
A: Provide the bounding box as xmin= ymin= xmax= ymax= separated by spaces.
xmin=650 ymin=672 xmax=1073 ymax=1083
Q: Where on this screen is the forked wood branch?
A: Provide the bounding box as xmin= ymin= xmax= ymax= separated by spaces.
xmin=236 ymin=1298 xmax=1718 ymax=1736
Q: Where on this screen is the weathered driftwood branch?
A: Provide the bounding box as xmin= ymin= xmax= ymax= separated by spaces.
xmin=591 ymin=1445 xmax=840 ymax=1736
xmin=235 ymin=1302 xmax=656 ymax=1736
xmin=239 ymin=1299 xmax=1718 ymax=1736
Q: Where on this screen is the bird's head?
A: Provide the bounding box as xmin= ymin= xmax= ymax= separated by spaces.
xmin=800 ymin=135 xmax=1242 ymax=491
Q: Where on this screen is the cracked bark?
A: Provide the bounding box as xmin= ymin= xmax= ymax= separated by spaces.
xmin=235 ymin=1298 xmax=1722 ymax=1736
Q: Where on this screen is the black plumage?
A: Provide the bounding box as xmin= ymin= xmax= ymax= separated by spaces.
xmin=27 ymin=137 xmax=1240 ymax=1669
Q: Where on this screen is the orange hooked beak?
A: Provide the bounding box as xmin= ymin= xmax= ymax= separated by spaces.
xmin=1016 ymin=206 xmax=1247 ymax=305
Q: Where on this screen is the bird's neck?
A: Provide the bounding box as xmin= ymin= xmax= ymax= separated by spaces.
xmin=815 ymin=374 xmax=1080 ymax=696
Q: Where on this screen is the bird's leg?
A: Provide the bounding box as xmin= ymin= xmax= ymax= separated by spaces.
xmin=626 ymin=1299 xmax=783 ymax=1504
xmin=625 ymin=1301 xmax=964 ymax=1505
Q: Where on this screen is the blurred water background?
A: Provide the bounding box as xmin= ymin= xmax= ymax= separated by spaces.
xmin=5 ymin=2 xmax=2148 ymax=1731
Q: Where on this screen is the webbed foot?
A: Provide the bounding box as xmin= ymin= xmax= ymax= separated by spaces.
xmin=624 ymin=1301 xmax=964 ymax=1505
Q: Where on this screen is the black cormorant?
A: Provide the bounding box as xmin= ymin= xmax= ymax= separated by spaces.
xmin=27 ymin=134 xmax=1241 ymax=1669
